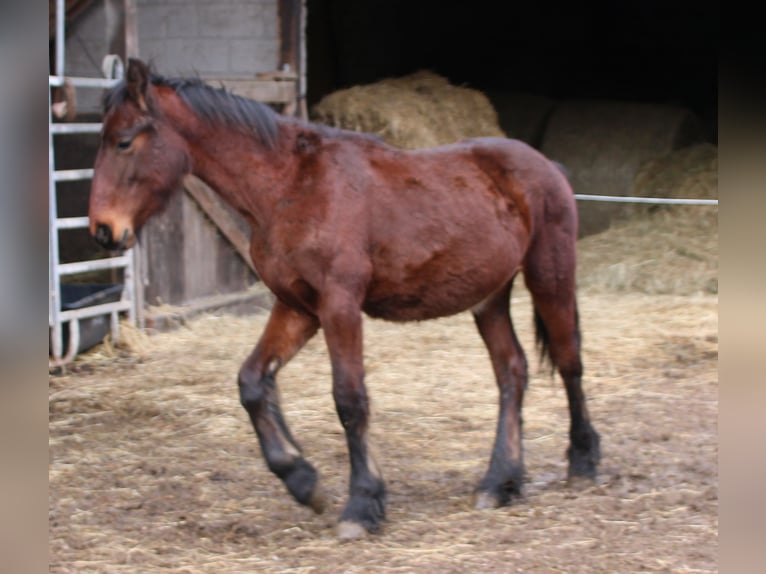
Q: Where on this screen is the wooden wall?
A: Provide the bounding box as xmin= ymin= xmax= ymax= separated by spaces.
xmin=141 ymin=185 xmax=257 ymax=307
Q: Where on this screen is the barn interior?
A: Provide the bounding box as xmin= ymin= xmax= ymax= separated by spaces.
xmin=305 ymin=0 xmax=717 ymax=142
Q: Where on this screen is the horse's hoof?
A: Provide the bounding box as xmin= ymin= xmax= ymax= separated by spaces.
xmin=309 ymin=482 xmax=327 ymax=514
xmin=474 ymin=491 xmax=501 ymax=509
xmin=337 ymin=520 xmax=368 ymax=541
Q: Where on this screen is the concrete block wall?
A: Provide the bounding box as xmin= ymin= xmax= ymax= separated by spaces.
xmin=64 ymin=0 xmax=279 ymax=113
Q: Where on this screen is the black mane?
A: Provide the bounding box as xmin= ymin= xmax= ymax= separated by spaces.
xmin=103 ymin=73 xmax=280 ymax=149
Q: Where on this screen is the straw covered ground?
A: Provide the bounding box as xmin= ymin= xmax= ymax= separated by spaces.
xmin=50 ymin=209 xmax=718 ymax=573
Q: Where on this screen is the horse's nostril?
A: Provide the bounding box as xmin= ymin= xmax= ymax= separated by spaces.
xmin=95 ymin=223 xmax=113 ymax=247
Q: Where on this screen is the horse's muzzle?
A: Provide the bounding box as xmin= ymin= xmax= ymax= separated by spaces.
xmin=93 ymin=223 xmax=131 ymax=251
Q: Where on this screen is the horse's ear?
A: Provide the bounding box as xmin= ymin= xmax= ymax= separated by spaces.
xmin=126 ymin=58 xmax=152 ymax=112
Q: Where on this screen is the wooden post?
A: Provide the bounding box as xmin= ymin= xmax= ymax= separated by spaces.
xmin=278 ymin=0 xmax=305 ymax=118
xmin=278 ymin=0 xmax=301 ymax=73
xmin=124 ymin=0 xmax=139 ymax=58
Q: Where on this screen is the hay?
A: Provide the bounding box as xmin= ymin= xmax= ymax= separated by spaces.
xmin=540 ymin=100 xmax=706 ymax=236
xmin=310 ymin=71 xmax=506 ymax=149
xmin=631 ymin=142 xmax=718 ymax=206
xmin=575 ymin=143 xmax=717 ymax=295
xmin=577 ymin=207 xmax=718 ymax=295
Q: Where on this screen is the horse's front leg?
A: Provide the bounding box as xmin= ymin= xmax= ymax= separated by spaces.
xmin=319 ymin=291 xmax=386 ymax=540
xmin=238 ymin=300 xmax=324 ymax=512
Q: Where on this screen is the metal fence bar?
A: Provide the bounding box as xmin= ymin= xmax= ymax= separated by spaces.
xmin=59 ymin=301 xmax=133 ymax=322
xmin=49 ymin=86 xmax=62 ymax=358
xmin=49 ymin=0 xmax=136 ymax=365
xmin=55 ymin=217 xmax=91 ymax=230
xmin=55 ymin=0 xmax=65 ymax=77
xmin=51 ymin=123 xmax=104 ymax=135
xmin=574 ymin=194 xmax=718 ymax=205
xmin=49 ymin=75 xmax=120 ymax=89
xmin=54 ymin=169 xmax=95 ymax=182
xmin=57 ymin=256 xmax=132 ymax=275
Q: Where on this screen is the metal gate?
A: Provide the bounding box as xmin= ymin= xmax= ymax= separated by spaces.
xmin=49 ymin=0 xmax=140 ymax=366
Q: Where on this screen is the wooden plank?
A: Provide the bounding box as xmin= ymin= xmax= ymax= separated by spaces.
xmin=213 ymin=78 xmax=296 ymax=104
xmin=182 ymin=175 xmax=257 ymax=277
xmin=182 ymin=192 xmax=221 ymax=300
xmin=142 ymin=191 xmax=186 ymax=305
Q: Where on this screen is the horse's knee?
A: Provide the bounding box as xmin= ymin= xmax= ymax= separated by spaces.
xmin=238 ymin=368 xmax=268 ymax=409
xmin=238 ymin=355 xmax=281 ymax=408
xmin=333 ymin=382 xmax=369 ymax=431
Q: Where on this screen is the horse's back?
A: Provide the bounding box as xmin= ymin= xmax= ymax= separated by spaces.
xmin=356 ymin=137 xmax=568 ymax=321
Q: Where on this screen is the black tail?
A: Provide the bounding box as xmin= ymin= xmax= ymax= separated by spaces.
xmin=533 ymin=304 xmax=580 ymax=376
xmin=533 ymin=308 xmax=554 ymax=376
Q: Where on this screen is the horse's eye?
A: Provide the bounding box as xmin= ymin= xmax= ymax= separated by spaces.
xmin=116 ymin=138 xmax=132 ymax=151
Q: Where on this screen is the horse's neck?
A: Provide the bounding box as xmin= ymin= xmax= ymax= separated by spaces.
xmin=183 ymin=123 xmax=288 ymax=230
xmin=157 ymin=91 xmax=287 ymax=229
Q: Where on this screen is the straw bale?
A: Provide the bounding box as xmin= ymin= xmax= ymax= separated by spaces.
xmin=310 ymin=71 xmax=506 ymax=149
xmin=540 ymin=100 xmax=706 ymax=236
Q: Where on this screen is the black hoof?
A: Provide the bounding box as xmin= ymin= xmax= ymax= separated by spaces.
xmin=339 ymin=481 xmax=387 ymax=536
xmin=567 ymin=427 xmax=601 ymax=480
xmin=281 ymin=458 xmax=324 ymax=512
xmin=476 ymin=462 xmax=524 ymax=507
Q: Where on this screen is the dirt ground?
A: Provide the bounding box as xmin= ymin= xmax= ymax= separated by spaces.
xmin=49 ymin=215 xmax=718 ymax=573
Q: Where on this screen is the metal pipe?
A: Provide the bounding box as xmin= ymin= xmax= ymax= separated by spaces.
xmin=50 ymin=123 xmax=104 ymax=134
xmin=573 ymin=194 xmax=718 ymax=205
xmin=49 ymin=75 xmax=120 ymax=89
xmin=55 ymin=0 xmax=65 ymax=77
xmin=49 ymin=84 xmax=62 ymax=358
xmin=58 ymin=300 xmax=133 ymax=322
xmin=54 ymin=169 xmax=95 ymax=182
xmin=57 ymin=255 xmax=133 ymax=275
xmin=55 ymin=217 xmax=91 ymax=230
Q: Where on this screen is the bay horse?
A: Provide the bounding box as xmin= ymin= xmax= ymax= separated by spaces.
xmin=89 ymin=59 xmax=600 ymax=540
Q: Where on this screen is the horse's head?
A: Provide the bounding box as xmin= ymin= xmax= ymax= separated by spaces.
xmin=89 ymin=58 xmax=191 ymax=250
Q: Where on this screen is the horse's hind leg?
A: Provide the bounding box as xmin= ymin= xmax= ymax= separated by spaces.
xmin=238 ymin=300 xmax=325 ymax=512
xmin=472 ymin=279 xmax=528 ymax=508
xmin=523 ymin=244 xmax=601 ymax=483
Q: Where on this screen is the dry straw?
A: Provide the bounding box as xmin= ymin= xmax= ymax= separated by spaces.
xmin=311 ymin=71 xmax=506 ymax=149
xmin=576 ymin=142 xmax=717 ymax=295
xmin=50 ymin=287 xmax=718 ymax=573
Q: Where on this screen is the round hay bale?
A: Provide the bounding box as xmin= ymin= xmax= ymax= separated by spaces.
xmin=310 ymin=71 xmax=506 ymax=149
xmin=540 ymin=100 xmax=706 ymax=237
xmin=484 ymin=91 xmax=556 ymax=148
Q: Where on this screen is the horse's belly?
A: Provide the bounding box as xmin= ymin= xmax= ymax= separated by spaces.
xmin=363 ymin=257 xmax=517 ymax=322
